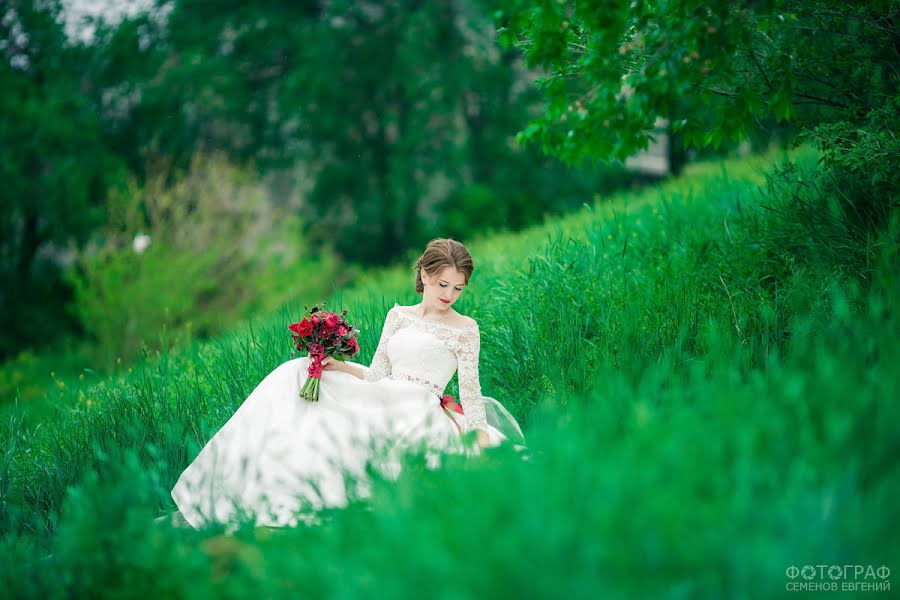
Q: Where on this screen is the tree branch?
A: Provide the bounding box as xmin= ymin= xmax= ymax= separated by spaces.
xmin=795 ymin=92 xmax=848 ymax=109
xmin=748 ymin=47 xmax=772 ymax=92
xmin=700 ymin=86 xmax=738 ymax=98
xmin=791 ymin=69 xmax=840 ymax=90
xmin=813 ymin=7 xmax=899 ymax=36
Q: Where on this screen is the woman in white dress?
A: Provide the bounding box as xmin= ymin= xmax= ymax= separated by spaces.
xmin=170 ymin=238 xmax=525 ymax=529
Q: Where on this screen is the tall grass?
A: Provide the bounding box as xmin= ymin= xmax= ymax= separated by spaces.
xmin=2 ymin=147 xmax=897 ymax=598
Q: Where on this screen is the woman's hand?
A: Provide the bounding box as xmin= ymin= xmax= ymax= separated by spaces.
xmin=309 ymin=354 xmax=366 ymax=380
xmin=476 ymin=429 xmax=491 ymax=449
xmin=321 ymin=356 xmax=345 ymax=372
xmin=308 ymin=353 xmax=345 ymax=373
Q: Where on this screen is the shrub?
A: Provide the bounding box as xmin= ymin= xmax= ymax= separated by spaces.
xmin=65 ymin=155 xmax=339 ymax=368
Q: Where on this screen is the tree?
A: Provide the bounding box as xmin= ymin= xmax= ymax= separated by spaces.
xmin=283 ymin=0 xmax=472 ymax=260
xmin=99 ymin=0 xmax=606 ymax=263
xmin=83 ymin=0 xmax=323 ymax=179
xmin=0 ymin=0 xmax=125 ymax=358
xmin=494 ymin=0 xmax=899 ymax=164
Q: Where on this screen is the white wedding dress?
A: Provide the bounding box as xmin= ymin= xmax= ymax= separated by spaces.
xmin=170 ymin=303 xmax=525 ymax=529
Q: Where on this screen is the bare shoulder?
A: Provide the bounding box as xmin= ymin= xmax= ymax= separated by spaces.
xmin=452 ymin=313 xmax=478 ymax=330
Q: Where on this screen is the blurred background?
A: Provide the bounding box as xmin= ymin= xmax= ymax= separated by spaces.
xmin=4 ymin=0 xmax=622 ymax=371
xmin=1 ymin=0 xmax=794 ymax=382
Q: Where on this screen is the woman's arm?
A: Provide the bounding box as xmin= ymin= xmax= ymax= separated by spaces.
xmin=321 ymin=359 xmax=366 ymax=380
xmin=455 ymin=322 xmax=491 ymax=447
xmin=321 ymin=305 xmax=399 ymax=381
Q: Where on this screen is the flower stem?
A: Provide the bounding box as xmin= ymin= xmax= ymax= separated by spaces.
xmin=299 ymin=376 xmax=320 ymax=402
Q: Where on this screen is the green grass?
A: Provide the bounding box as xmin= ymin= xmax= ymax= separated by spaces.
xmin=2 ymin=147 xmax=898 ymax=598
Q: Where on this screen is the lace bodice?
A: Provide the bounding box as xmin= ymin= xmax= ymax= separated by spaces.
xmin=363 ymin=303 xmax=488 ymax=433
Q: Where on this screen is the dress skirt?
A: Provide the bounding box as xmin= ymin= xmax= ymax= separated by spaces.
xmin=170 ymin=357 xmax=523 ymax=529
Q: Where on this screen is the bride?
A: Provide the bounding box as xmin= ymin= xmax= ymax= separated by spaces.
xmin=170 ymin=238 xmax=525 ymax=529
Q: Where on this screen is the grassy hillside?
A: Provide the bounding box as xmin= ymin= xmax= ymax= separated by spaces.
xmin=2 ymin=147 xmax=897 ymax=598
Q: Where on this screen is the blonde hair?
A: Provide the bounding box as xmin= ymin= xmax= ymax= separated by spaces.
xmin=414 ymin=238 xmax=474 ymax=295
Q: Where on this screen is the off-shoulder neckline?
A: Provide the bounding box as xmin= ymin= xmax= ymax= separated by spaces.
xmin=392 ymin=303 xmax=478 ymax=331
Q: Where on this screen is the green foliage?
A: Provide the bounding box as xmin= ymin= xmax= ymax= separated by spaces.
xmin=495 ymin=0 xmax=899 ymax=163
xmin=0 ymin=0 xmax=127 ymax=358
xmin=438 ymin=155 xmax=635 ymax=241
xmin=442 ymin=185 xmax=510 ymax=238
xmin=65 ymin=156 xmax=341 ymax=369
xmin=2 ymin=0 xmax=640 ymax=361
xmin=2 ymin=150 xmax=897 ymax=597
xmin=801 ymin=98 xmax=900 ymax=232
xmin=86 ymin=0 xmax=636 ymax=263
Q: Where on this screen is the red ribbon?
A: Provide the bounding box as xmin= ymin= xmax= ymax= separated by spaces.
xmin=307 ymin=345 xmax=325 ymax=379
xmin=440 ymin=394 xmax=464 ymax=435
xmin=440 ymin=394 xmax=464 ymax=414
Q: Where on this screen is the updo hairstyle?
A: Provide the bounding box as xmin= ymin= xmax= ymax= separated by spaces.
xmin=414 ymin=238 xmax=474 ymax=295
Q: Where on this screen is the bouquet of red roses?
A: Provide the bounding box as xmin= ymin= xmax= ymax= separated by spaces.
xmin=288 ymin=302 xmax=360 ymax=402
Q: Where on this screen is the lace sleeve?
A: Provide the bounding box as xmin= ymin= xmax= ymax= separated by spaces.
xmin=456 ymin=323 xmax=488 ymax=434
xmin=364 ymin=305 xmax=399 ymax=382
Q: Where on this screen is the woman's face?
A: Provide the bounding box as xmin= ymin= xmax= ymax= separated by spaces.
xmin=422 ymin=266 xmax=467 ymax=310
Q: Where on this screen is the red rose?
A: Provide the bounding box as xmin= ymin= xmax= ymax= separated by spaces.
xmin=348 ymin=338 xmax=359 ymax=355
xmin=325 ymin=314 xmax=339 ymax=330
xmin=337 ymin=325 xmax=348 ymax=336
xmin=289 ymin=319 xmax=313 ymax=338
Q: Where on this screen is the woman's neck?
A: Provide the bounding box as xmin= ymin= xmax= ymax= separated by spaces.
xmin=417 ymin=301 xmax=452 ymax=322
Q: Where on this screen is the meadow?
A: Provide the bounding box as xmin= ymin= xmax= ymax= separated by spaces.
xmin=2 ymin=147 xmax=897 ymax=598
